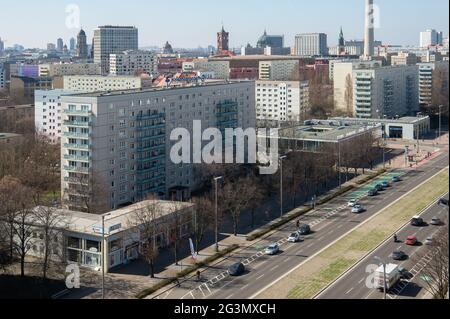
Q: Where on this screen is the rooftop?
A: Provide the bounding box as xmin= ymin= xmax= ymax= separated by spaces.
xmin=331 ymin=116 xmax=430 ymax=125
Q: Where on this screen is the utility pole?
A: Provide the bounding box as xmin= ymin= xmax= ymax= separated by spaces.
xmin=101 ymin=213 xmax=111 ymax=299
xmin=439 ymin=105 xmax=442 ymax=142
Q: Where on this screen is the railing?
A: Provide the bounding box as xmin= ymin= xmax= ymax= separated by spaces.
xmin=64 ymin=143 xmax=90 ymax=150
xmin=63 ymin=109 xmax=91 ymax=115
xmin=63 ymin=166 xmax=89 ymax=173
xmin=63 ymin=120 xmax=91 ymax=127
xmin=63 ymin=154 xmax=91 ymax=161
xmin=63 ymin=132 xmax=91 ymax=138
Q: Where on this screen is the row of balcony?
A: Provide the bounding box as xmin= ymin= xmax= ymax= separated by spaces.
xmin=63 ymin=154 xmax=91 ymax=162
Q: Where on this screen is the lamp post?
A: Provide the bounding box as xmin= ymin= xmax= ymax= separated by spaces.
xmin=279 ymin=156 xmax=287 ymax=218
xmin=338 ymin=138 xmax=342 ymax=189
xmin=214 ymin=176 xmax=223 ymax=252
xmin=374 ymin=256 xmax=387 ymax=300
xmin=405 ymin=145 xmax=409 ymax=167
xmin=439 ymin=105 xmax=443 ymax=142
xmin=101 ymin=212 xmax=111 ymax=300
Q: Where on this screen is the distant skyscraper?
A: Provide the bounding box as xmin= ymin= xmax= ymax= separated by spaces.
xmin=217 ymin=26 xmax=229 ymax=54
xmin=69 ymin=37 xmax=76 ymax=51
xmin=93 ymin=25 xmax=138 ymax=74
xmin=76 ymin=29 xmax=88 ymax=58
xmin=57 ymin=38 xmax=64 ymax=52
xmin=420 ymin=29 xmax=444 ymax=47
xmin=364 ymin=0 xmax=375 ymax=59
xmin=47 ymin=43 xmax=56 ymax=51
xmin=0 ymin=38 xmax=4 ymax=53
xmin=294 ymin=33 xmax=328 ymax=56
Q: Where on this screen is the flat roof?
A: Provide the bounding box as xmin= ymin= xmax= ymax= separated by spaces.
xmin=262 ymin=120 xmax=380 ymax=142
xmin=331 ymin=116 xmax=430 ymax=125
xmin=32 ymin=200 xmax=194 ymax=237
xmin=209 ymin=55 xmax=307 ymax=61
xmin=64 ymin=79 xmax=253 ymax=98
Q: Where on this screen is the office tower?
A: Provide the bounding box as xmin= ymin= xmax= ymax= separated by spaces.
xmin=76 ymin=29 xmax=88 ymax=59
xmin=217 ymin=26 xmax=229 ymax=54
xmin=255 ymin=80 xmax=309 ymax=122
xmin=109 ymin=50 xmax=158 ymax=76
xmin=420 ymin=29 xmax=444 ymax=47
xmin=364 ymin=0 xmax=375 ymax=59
xmin=93 ymin=25 xmax=138 ymax=74
xmin=60 ymin=80 xmax=255 ymax=211
xmin=294 ymin=33 xmax=328 ymax=56
xmin=69 ymin=37 xmax=76 ymax=51
xmin=57 ymin=38 xmax=64 ymax=52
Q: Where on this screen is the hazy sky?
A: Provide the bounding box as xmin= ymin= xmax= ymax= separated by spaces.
xmin=0 ymin=0 xmax=448 ymax=49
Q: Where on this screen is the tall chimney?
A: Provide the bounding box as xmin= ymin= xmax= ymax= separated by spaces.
xmin=364 ymin=0 xmax=375 ymax=59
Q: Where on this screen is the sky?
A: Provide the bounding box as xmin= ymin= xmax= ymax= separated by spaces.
xmin=0 ymin=0 xmax=448 ymax=49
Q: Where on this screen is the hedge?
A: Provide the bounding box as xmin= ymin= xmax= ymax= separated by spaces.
xmin=135 ymin=244 xmax=240 ymax=299
xmin=355 ymin=168 xmax=387 ymax=185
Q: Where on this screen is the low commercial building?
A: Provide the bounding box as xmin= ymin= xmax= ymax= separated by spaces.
xmin=330 ymin=116 xmax=431 ymax=140
xmin=20 ymin=200 xmax=195 ymax=273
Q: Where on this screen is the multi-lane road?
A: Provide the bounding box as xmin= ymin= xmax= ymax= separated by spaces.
xmin=317 ymin=194 xmax=449 ymax=299
xmin=151 ymin=152 xmax=448 ymax=300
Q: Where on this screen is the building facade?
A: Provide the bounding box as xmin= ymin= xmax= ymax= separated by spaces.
xmin=93 ymin=26 xmax=139 ymax=74
xmin=418 ymin=61 xmax=449 ymax=106
xmin=76 ymin=29 xmax=88 ymax=59
xmin=217 ymin=27 xmax=229 ymax=54
xmin=39 ymin=63 xmax=102 ymax=77
xmin=391 ymin=52 xmax=418 ymax=66
xmin=63 ymin=75 xmax=144 ymax=92
xmin=420 ymin=29 xmax=444 ymax=48
xmin=60 ymin=81 xmax=256 ymax=212
xmin=294 ymin=33 xmax=328 ymax=56
xmin=109 ymin=50 xmax=158 ymax=76
xmin=258 ymin=60 xmax=298 ymax=81
xmin=255 ymin=80 xmax=309 ymax=122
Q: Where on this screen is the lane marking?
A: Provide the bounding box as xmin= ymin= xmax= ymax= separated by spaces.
xmin=345 ymin=287 xmax=354 ymax=294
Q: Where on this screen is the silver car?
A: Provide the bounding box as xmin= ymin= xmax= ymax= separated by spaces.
xmin=425 ymin=237 xmax=434 ymax=245
xmin=351 ymin=204 xmax=364 ymax=213
xmin=265 ymin=244 xmax=280 ymax=255
xmin=288 ymin=232 xmax=300 ymax=243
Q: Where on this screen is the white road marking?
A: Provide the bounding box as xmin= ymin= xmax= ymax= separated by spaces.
xmin=240 ymin=284 xmax=249 ymax=291
xmin=270 ymin=264 xmax=280 ymax=271
xmin=345 ymin=287 xmax=354 ymax=294
xmin=226 ymin=294 xmax=234 ymax=299
xmin=256 ymin=274 xmax=265 ymax=281
xmin=358 ymin=278 xmax=365 ymax=284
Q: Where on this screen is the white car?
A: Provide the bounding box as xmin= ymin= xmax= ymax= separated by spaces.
xmin=265 ymin=244 xmax=280 ymax=255
xmin=348 ymin=199 xmax=358 ymax=207
xmin=288 ymin=232 xmax=300 ymax=243
xmin=425 ymin=237 xmax=434 ymax=245
xmin=351 ymin=204 xmax=364 ymax=214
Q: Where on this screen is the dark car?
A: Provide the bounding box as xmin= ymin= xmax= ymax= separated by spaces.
xmin=228 ymin=263 xmax=245 ymax=276
xmin=298 ymin=224 xmax=311 ymax=235
xmin=375 ymin=184 xmax=384 ymax=191
xmin=411 ymin=216 xmax=424 ymax=227
xmin=439 ymin=198 xmax=449 ymax=207
xmin=392 ymin=176 xmax=401 ymax=183
xmin=391 ymin=250 xmax=407 ymax=261
xmin=368 ymin=189 xmax=378 ymax=197
xmin=381 ymin=181 xmax=390 ymax=188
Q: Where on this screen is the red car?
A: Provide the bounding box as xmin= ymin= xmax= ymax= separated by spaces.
xmin=405 ymin=236 xmax=418 ymax=246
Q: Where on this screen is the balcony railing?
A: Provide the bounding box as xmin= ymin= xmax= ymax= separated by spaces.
xmin=64 ymin=109 xmax=91 ymax=115
xmin=63 ymin=120 xmax=91 ymax=127
xmin=63 ymin=154 xmax=91 ymax=161
xmin=64 ymin=143 xmax=90 ymax=150
xmin=63 ymin=132 xmax=91 ymax=139
xmin=63 ymin=166 xmax=89 ymax=173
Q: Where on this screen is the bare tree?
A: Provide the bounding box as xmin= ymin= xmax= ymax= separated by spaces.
xmin=414 ymin=222 xmax=449 ymax=299
xmin=192 ymin=195 xmax=215 ymax=254
xmin=344 ymin=74 xmax=353 ymax=116
xmin=127 ymin=196 xmax=163 ymax=278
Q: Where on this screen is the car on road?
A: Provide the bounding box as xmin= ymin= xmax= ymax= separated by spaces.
xmin=392 ymin=176 xmax=401 ymax=183
xmin=288 ymin=232 xmax=301 ymax=243
xmin=430 ymin=217 xmax=442 ymax=226
xmin=411 ymin=216 xmax=424 ymax=227
xmin=351 ymin=204 xmax=365 ymax=214
xmin=425 ymin=236 xmax=434 ymax=245
xmin=368 ymin=189 xmax=378 ymax=197
xmin=265 ymin=243 xmax=280 ymax=255
xmin=390 ymin=250 xmax=408 ymax=261
xmin=348 ymin=199 xmax=359 ymax=207
xmin=228 ymin=263 xmax=245 ymax=276
xmin=381 ymin=181 xmax=390 ymax=188
xmin=405 ymin=236 xmax=418 ymax=246
xmin=375 ymin=183 xmax=384 ymax=191
xmin=439 ymin=198 xmax=449 ymax=207
xmin=298 ymin=224 xmax=311 ymax=235
xmin=398 ymin=266 xmax=410 ymax=279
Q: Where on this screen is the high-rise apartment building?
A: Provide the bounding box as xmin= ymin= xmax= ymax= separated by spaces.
xmin=294 ymin=33 xmax=328 ymax=56
xmin=60 ymin=81 xmax=255 ymax=212
xmin=109 ymin=50 xmax=158 ymax=76
xmin=255 ymin=80 xmax=309 ymax=122
xmin=39 ymin=63 xmax=102 ymax=77
xmin=94 ymin=26 xmax=138 ymax=74
xmin=418 ymin=61 xmax=449 ymax=106
xmin=391 ymin=52 xmax=418 ymax=66
xmin=258 ymin=60 xmax=299 ymax=81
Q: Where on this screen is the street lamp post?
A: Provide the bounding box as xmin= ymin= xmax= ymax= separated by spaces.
xmin=439 ymin=105 xmax=443 ymax=142
xmin=405 ymin=145 xmax=409 ymax=167
xmin=279 ymin=156 xmax=287 ymax=218
xmin=338 ymin=139 xmax=342 ymax=189
xmin=101 ymin=213 xmax=111 ymax=300
xmin=214 ymin=176 xmax=223 ymax=252
xmin=374 ymin=256 xmax=387 ymax=300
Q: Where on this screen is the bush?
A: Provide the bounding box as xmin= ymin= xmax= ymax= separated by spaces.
xmin=135 ymin=244 xmax=240 ymax=299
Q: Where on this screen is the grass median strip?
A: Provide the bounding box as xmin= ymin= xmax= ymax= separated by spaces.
xmin=256 ymin=167 xmax=449 ymax=299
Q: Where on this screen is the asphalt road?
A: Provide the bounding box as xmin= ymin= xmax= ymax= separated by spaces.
xmin=317 ymin=194 xmax=449 ymax=299
xmin=153 ymin=152 xmax=449 ymax=300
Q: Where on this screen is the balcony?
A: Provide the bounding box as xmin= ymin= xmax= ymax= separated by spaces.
xmin=64 ymin=143 xmax=90 ymax=150
xmin=64 ymin=109 xmax=91 ymax=115
xmin=63 ymin=166 xmax=89 ymax=173
xmin=63 ymin=132 xmax=91 ymax=139
xmin=63 ymin=154 xmax=91 ymax=162
xmin=63 ymin=120 xmax=91 ymax=127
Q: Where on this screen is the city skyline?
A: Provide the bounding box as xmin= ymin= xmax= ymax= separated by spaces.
xmin=0 ymin=0 xmax=448 ymax=49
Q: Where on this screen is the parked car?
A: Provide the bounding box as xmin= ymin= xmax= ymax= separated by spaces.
xmin=351 ymin=204 xmax=364 ymax=214
xmin=390 ymin=250 xmax=407 ymax=261
xmin=288 ymin=232 xmax=301 ymax=243
xmin=298 ymin=224 xmax=311 ymax=235
xmin=405 ymin=236 xmax=418 ymax=246
xmin=368 ymin=189 xmax=378 ymax=197
xmin=430 ymin=217 xmax=442 ymax=226
xmin=392 ymin=176 xmax=401 ymax=183
xmin=228 ymin=263 xmax=245 ymax=276
xmin=381 ymin=181 xmax=390 ymax=188
xmin=265 ymin=244 xmax=280 ymax=255
xmin=348 ymin=199 xmax=359 ymax=207
xmin=411 ymin=216 xmax=424 ymax=227
xmin=375 ymin=184 xmax=384 ymax=191
xmin=439 ymin=198 xmax=449 ymax=207
xmin=425 ymin=237 xmax=434 ymax=246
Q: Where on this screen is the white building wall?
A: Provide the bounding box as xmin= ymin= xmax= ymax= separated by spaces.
xmin=109 ymin=50 xmax=158 ymax=76
xmin=63 ymin=75 xmax=143 ymax=92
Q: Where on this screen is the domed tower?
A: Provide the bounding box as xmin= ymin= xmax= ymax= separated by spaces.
xmin=76 ymin=28 xmax=88 ymax=58
xmin=163 ymin=41 xmax=174 ymax=54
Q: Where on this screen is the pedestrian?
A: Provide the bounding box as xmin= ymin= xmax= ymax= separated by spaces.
xmin=296 ymin=220 xmax=300 ymax=228
xmin=196 ymin=270 xmax=201 ymax=282
xmin=393 ymin=234 xmax=398 ymax=242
